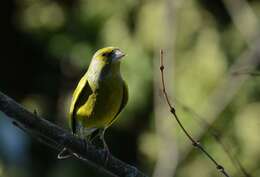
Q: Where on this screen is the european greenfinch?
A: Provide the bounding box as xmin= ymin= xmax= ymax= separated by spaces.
xmin=58 ymin=47 xmax=128 ymax=159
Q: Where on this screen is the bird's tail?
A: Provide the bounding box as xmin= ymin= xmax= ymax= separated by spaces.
xmin=57 ymin=148 xmax=72 ymax=159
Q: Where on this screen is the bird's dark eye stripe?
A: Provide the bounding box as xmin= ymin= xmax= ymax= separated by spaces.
xmin=102 ymin=51 xmax=113 ymax=57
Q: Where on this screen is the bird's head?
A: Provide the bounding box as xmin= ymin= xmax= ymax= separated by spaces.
xmin=88 ymin=47 xmax=125 ymax=78
xmin=93 ymin=47 xmax=125 ymax=64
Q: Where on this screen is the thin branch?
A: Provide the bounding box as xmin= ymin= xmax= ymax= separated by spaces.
xmin=177 ymin=100 xmax=252 ymax=177
xmin=217 ymin=139 xmax=252 ymax=177
xmin=159 ymin=49 xmax=231 ymax=177
xmin=0 ymin=91 xmax=147 ymax=177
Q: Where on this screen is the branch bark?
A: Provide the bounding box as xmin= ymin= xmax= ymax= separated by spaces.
xmin=0 ymin=91 xmax=147 ymax=177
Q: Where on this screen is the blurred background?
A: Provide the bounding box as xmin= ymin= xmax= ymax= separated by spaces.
xmin=1 ymin=0 xmax=260 ymax=177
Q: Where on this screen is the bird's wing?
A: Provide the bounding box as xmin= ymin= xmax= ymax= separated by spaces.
xmin=69 ymin=75 xmax=92 ymax=134
xmin=108 ymin=81 xmax=128 ymax=126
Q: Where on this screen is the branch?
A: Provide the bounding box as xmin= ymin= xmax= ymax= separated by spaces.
xmin=159 ymin=50 xmax=231 ymax=177
xmin=0 ymin=91 xmax=147 ymax=177
xmin=177 ymin=100 xmax=252 ymax=177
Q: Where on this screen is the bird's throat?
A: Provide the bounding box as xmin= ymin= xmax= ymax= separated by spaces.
xmin=86 ymin=60 xmax=121 ymax=88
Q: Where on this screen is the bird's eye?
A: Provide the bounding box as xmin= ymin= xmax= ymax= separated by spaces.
xmin=102 ymin=52 xmax=109 ymax=57
xmin=102 ymin=51 xmax=114 ymax=58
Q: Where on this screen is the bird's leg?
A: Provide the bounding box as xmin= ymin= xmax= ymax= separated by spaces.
xmin=89 ymin=131 xmax=100 ymax=143
xmin=100 ymin=128 xmax=109 ymax=152
xmin=99 ymin=128 xmax=110 ymax=166
xmin=73 ymin=138 xmax=88 ymax=159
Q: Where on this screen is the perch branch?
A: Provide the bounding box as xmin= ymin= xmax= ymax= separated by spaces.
xmin=0 ymin=91 xmax=147 ymax=177
xmin=159 ymin=49 xmax=231 ymax=177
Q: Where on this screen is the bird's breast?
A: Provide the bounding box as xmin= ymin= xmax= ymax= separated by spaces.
xmin=77 ymin=74 xmax=124 ymax=128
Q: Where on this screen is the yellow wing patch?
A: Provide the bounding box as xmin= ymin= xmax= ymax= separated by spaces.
xmin=69 ymin=75 xmax=92 ymax=133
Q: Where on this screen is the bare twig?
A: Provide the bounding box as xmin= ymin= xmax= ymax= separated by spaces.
xmin=177 ymin=100 xmax=252 ymax=177
xmin=159 ymin=49 xmax=231 ymax=177
xmin=0 ymin=91 xmax=147 ymax=177
xmin=217 ymin=139 xmax=252 ymax=177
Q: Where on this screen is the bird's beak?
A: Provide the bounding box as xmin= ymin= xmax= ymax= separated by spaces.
xmin=112 ymin=49 xmax=126 ymax=62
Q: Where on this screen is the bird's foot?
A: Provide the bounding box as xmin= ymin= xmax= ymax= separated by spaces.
xmin=100 ymin=133 xmax=110 ymax=166
xmin=101 ymin=146 xmax=110 ymax=167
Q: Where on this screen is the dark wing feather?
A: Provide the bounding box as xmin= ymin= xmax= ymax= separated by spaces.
xmin=69 ymin=76 xmax=92 ymax=134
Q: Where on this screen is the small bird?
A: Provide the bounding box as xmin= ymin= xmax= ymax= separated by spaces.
xmin=58 ymin=47 xmax=128 ymax=159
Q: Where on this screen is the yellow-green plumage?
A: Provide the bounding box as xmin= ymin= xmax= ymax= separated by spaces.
xmin=69 ymin=47 xmax=128 ymax=139
xmin=58 ymin=47 xmax=128 ymax=159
